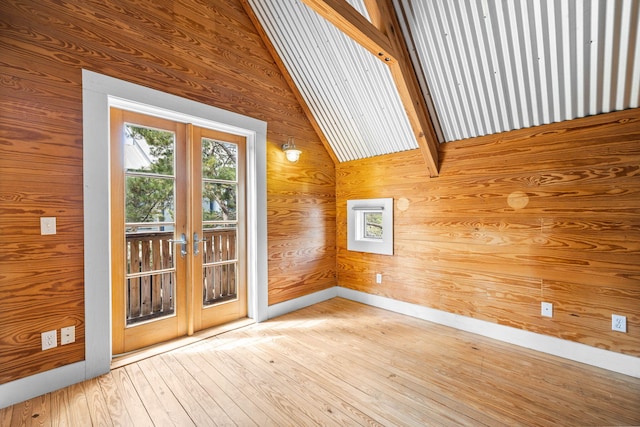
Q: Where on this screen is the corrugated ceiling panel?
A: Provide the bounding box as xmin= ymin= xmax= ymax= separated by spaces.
xmin=396 ymin=0 xmax=640 ymax=142
xmin=248 ymin=0 xmax=419 ymax=162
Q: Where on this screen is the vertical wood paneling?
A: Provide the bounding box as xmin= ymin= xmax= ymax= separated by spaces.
xmin=337 ymin=108 xmax=640 ymax=356
xmin=0 ymin=0 xmax=335 ymax=384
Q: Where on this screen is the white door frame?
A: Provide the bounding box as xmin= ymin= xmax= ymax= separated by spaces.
xmin=83 ymin=70 xmax=269 ymax=377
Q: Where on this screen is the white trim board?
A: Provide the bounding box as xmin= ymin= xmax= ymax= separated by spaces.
xmin=337 ymin=287 xmax=640 ymax=379
xmin=0 ymin=363 xmax=86 ymax=409
xmin=241 ymin=284 xmax=639 ymax=379
xmin=3 ymin=285 xmax=637 ymax=408
xmin=267 ymin=287 xmax=338 ymax=319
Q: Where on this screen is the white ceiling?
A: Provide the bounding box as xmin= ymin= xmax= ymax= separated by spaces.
xmin=247 ymin=0 xmax=640 ymax=164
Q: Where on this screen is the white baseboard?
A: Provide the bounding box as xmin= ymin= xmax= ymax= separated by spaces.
xmin=0 ymin=362 xmax=86 ymax=409
xmin=267 ymin=286 xmax=338 ymax=319
xmin=1 ymin=287 xmax=336 ymax=409
xmin=336 ymin=287 xmax=640 ymax=378
xmin=3 ymin=285 xmax=636 ymax=409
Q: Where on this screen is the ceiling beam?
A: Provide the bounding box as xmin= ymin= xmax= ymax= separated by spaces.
xmin=301 ymin=0 xmax=440 ymax=176
xmin=299 ymin=0 xmax=398 ymax=64
xmin=368 ymin=0 xmax=440 ymax=176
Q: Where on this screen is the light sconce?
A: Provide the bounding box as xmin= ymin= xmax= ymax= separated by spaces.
xmin=282 ymin=137 xmax=302 ymax=163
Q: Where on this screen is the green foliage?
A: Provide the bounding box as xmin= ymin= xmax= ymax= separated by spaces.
xmin=202 ymin=139 xmax=237 ymax=222
xmin=125 ymin=125 xmax=175 ymax=224
xmin=364 ymin=212 xmax=383 ymax=239
xmin=202 ymin=139 xmax=236 ymax=181
xmin=124 ymin=131 xmax=238 ymax=225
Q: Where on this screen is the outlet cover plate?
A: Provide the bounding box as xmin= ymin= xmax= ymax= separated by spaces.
xmin=612 ymin=314 xmax=627 ymax=333
xmin=61 ymin=326 xmax=75 ymax=345
xmin=42 ymin=330 xmax=57 ymax=350
xmin=541 ymin=302 xmax=553 ymax=317
xmin=375 ymin=273 xmax=382 ymax=284
xmin=40 ymin=217 xmax=56 ymax=235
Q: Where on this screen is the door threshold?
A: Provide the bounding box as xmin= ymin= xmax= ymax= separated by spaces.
xmin=110 ymin=317 xmax=255 ymax=369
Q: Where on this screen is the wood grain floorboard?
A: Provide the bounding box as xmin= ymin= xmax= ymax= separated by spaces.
xmin=96 ymin=371 xmax=130 ymax=426
xmin=160 ymin=353 xmax=257 ymax=426
xmin=83 ymin=377 xmax=113 ymax=427
xmin=3 ymin=298 xmax=640 ymax=426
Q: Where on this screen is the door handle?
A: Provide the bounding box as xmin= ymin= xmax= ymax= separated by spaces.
xmin=168 ymin=233 xmax=188 ymax=257
xmin=193 ymin=232 xmax=206 ymax=256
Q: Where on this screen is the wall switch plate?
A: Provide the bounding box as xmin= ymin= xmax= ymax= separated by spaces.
xmin=612 ymin=314 xmax=627 ymax=332
xmin=375 ymin=273 xmax=382 ymax=284
xmin=541 ymin=302 xmax=553 ymax=317
xmin=61 ymin=326 xmax=75 ymax=345
xmin=40 ymin=217 xmax=56 ymax=235
xmin=42 ymin=330 xmax=57 ymax=350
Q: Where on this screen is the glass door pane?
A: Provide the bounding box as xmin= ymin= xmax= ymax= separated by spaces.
xmin=201 ymin=138 xmax=239 ymax=306
xmin=124 ymin=123 xmax=177 ymax=325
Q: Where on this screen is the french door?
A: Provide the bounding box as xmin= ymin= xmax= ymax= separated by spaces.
xmin=110 ymin=108 xmax=246 ymax=355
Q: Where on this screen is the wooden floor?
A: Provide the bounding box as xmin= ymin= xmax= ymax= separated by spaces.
xmin=2 ymin=298 xmax=640 ymax=426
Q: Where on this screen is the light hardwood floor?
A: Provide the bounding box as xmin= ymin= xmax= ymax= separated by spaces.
xmin=2 ymin=298 xmax=639 ymax=426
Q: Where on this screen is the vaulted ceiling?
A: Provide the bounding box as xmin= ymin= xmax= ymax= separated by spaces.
xmin=243 ymin=0 xmax=640 ymax=176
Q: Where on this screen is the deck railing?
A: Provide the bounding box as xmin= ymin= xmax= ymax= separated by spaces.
xmin=125 ymin=228 xmax=237 ymax=325
xmin=201 ymin=229 xmax=237 ymax=306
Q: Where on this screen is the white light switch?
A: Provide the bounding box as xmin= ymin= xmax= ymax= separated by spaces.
xmin=541 ymin=302 xmax=553 ymax=317
xmin=41 ymin=217 xmax=56 ymax=235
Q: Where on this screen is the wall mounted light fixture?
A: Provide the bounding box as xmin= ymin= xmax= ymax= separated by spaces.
xmin=282 ymin=137 xmax=302 ymax=163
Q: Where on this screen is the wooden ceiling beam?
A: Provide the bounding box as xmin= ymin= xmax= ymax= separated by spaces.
xmin=367 ymin=0 xmax=440 ymax=176
xmin=301 ymin=0 xmax=440 ymax=176
xmin=300 ymin=0 xmax=398 ymax=65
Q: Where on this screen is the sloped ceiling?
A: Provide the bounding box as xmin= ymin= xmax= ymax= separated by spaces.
xmin=249 ymin=1 xmax=419 ymax=162
xmin=245 ymin=0 xmax=640 ymax=174
xmin=396 ymin=0 xmax=640 ymax=142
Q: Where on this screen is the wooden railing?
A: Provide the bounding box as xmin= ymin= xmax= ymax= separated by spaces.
xmin=126 ymin=228 xmax=237 ymax=325
xmin=202 ymin=229 xmax=237 ymax=306
xmin=126 ymin=231 xmax=174 ymax=325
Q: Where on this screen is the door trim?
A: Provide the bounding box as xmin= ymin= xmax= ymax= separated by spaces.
xmin=82 ymin=70 xmax=268 ymax=375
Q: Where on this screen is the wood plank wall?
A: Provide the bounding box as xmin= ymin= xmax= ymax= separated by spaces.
xmin=0 ymin=0 xmax=335 ymax=384
xmin=337 ymin=109 xmax=640 ymax=356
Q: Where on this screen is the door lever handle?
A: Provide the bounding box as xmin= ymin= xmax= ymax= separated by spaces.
xmin=168 ymin=233 xmax=188 ymax=257
xmin=193 ymin=232 xmax=206 ymax=256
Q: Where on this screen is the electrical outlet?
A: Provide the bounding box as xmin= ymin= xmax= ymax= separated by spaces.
xmin=541 ymin=302 xmax=553 ymax=317
xmin=612 ymin=314 xmax=627 ymax=333
xmin=42 ymin=330 xmax=57 ymax=350
xmin=61 ymin=326 xmax=75 ymax=345
xmin=375 ymin=273 xmax=382 ymax=284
